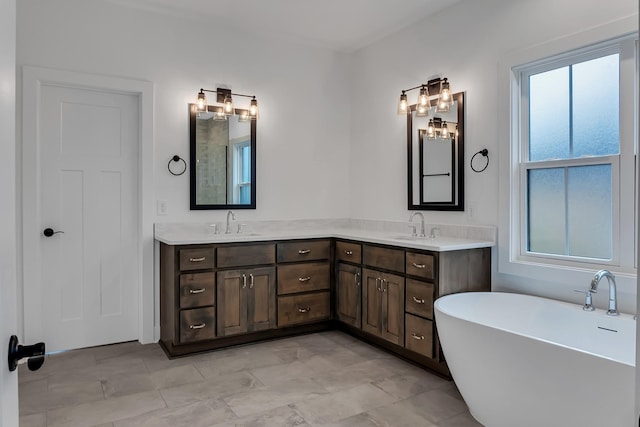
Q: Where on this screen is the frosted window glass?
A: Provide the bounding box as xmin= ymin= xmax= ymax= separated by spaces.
xmin=529 ymin=67 xmax=570 ymax=161
xmin=241 ymin=145 xmax=251 ymax=182
xmin=239 ymin=186 xmax=250 ymax=204
xmin=567 ymin=165 xmax=612 ymax=259
xmin=528 ymin=168 xmax=566 ymax=255
xmin=573 ymin=55 xmax=619 ymax=157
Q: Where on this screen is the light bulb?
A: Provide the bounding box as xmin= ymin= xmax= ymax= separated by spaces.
xmin=249 ymin=97 xmax=259 ymax=119
xmin=440 ymin=121 xmax=449 ymax=139
xmin=397 ymin=91 xmax=408 ymax=115
xmin=196 ymin=90 xmax=207 ymax=112
xmin=223 ymin=95 xmax=234 ymax=115
xmin=427 ymin=119 xmax=436 ymax=139
xmin=417 ymin=85 xmax=429 ymax=107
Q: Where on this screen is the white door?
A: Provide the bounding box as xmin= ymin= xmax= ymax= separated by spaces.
xmin=28 ymin=84 xmax=140 ymax=352
xmin=1 ymin=0 xmax=18 ymax=424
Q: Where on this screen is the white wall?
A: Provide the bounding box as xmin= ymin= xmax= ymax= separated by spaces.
xmin=16 ymin=0 xmax=352 ymax=224
xmin=0 ymin=0 xmax=18 ymax=425
xmin=350 ymin=0 xmax=638 ymax=313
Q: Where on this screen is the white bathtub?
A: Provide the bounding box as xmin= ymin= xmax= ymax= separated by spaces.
xmin=434 ymin=292 xmax=635 ymax=427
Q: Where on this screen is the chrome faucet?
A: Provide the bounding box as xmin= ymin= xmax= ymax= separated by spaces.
xmin=590 ymin=269 xmax=618 ymax=316
xmin=409 ymin=212 xmax=425 ymax=237
xmin=225 ymin=210 xmax=236 ymax=234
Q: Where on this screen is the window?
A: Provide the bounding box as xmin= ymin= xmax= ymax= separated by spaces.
xmin=523 ymin=52 xmax=620 ymax=262
xmin=504 ymin=34 xmax=637 ymax=276
xmin=231 ymin=140 xmax=251 ymax=204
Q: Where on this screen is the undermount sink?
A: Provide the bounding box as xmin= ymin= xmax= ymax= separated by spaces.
xmin=392 ymin=235 xmax=433 ymax=241
xmin=216 ymin=232 xmax=262 ymax=238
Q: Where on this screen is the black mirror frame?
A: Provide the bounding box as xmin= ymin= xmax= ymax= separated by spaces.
xmin=189 ymin=104 xmax=257 ymax=210
xmin=407 ymin=91 xmax=465 ymax=211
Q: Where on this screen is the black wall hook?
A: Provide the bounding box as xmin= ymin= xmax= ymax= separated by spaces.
xmin=168 ymin=155 xmax=187 ymax=176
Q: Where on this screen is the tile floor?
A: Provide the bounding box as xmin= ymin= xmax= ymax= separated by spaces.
xmin=19 ymin=331 xmax=482 ymax=426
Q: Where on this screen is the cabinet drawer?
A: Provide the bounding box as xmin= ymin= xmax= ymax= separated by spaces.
xmin=336 ymin=241 xmax=362 ymax=263
xmin=363 ymin=245 xmax=404 ymax=273
xmin=277 ymin=291 xmax=330 ymax=327
xmin=277 ymin=262 xmax=330 ymax=295
xmin=179 ymin=307 xmax=215 ymax=343
xmin=405 ymin=313 xmax=433 ymax=358
xmin=405 ymin=279 xmax=434 ymax=319
xmin=217 ymin=244 xmax=275 ymax=268
xmin=179 ymin=272 xmax=215 ymax=309
xmin=277 ymin=240 xmax=330 ymax=263
xmin=406 ymin=252 xmax=435 ymax=280
xmin=179 ymin=247 xmax=215 ymax=271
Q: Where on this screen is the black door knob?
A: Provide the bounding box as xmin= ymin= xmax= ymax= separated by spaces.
xmin=8 ymin=335 xmax=45 ymax=372
xmin=43 ymin=228 xmax=64 ymax=237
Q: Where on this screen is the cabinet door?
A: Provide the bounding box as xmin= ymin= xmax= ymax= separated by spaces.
xmin=380 ymin=272 xmax=405 ymax=346
xmin=246 ymin=266 xmax=276 ymax=332
xmin=361 ymin=268 xmax=382 ymax=337
xmin=336 ymin=263 xmax=361 ymax=328
xmin=216 ymin=270 xmax=248 ymax=336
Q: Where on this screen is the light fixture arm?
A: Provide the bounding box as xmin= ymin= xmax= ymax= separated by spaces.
xmin=399 ymin=77 xmax=447 ymax=98
xmin=199 ymin=88 xmax=256 ymax=100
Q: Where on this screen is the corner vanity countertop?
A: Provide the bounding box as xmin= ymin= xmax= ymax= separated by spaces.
xmin=154 ymin=222 xmax=495 ymax=252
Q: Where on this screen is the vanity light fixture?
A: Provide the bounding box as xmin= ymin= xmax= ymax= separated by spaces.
xmin=396 ymin=77 xmax=453 ymax=116
xmin=426 ymin=117 xmax=450 ymax=140
xmin=195 ymin=87 xmax=259 ymax=120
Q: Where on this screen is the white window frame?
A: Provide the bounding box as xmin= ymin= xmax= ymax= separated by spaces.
xmin=517 ymin=44 xmax=622 ymax=268
xmin=498 ymin=17 xmax=638 ymax=288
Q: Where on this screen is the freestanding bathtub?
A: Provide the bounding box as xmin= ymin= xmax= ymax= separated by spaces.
xmin=434 ymin=292 xmax=635 ymax=427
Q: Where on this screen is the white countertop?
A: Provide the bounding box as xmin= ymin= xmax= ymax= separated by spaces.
xmin=154 ymin=222 xmax=495 ymax=252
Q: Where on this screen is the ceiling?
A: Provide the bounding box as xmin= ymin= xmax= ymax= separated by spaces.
xmin=108 ymin=0 xmax=462 ymax=52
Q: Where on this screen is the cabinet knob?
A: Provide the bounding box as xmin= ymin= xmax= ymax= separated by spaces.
xmin=344 ymin=250 xmax=353 ymax=256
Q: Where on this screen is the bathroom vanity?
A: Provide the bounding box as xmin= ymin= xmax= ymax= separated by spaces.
xmin=156 ymin=223 xmax=492 ymax=377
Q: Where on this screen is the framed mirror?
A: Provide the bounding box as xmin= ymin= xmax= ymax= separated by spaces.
xmin=189 ymin=104 xmax=256 ymax=210
xmin=407 ymin=92 xmax=464 ymax=211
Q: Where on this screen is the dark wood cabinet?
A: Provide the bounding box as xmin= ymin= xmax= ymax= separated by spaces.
xmin=276 ymin=239 xmax=331 ymax=327
xmin=362 ymin=268 xmax=404 ymax=346
xmin=159 ymin=236 xmax=490 ymax=375
xmin=336 ymin=263 xmax=361 ymax=328
xmin=217 ymin=267 xmax=276 ymax=337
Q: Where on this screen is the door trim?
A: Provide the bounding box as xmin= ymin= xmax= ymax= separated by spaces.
xmin=22 ymin=66 xmax=155 ymax=345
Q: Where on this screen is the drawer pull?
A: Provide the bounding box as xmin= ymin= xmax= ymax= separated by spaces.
xmin=189 ymin=323 xmax=206 ymax=330
xmin=189 ymin=257 xmax=206 ymax=263
xmin=344 ymin=250 xmax=353 ymax=256
xmin=298 ymin=276 xmax=311 ymax=282
xmin=242 ymin=274 xmax=247 ymax=289
xmin=412 ymin=296 xmax=425 ymax=304
xmin=298 ymin=307 xmax=311 ymax=313
xmin=354 ymin=272 xmax=360 ymax=287
xmin=411 ymin=333 xmax=425 ymax=340
xmin=189 ymin=288 xmax=206 ymax=294
xmin=412 ymin=262 xmax=426 ymax=269
xmin=298 ymin=249 xmax=311 ymax=254
xmin=249 ymin=274 xmax=254 ymax=289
